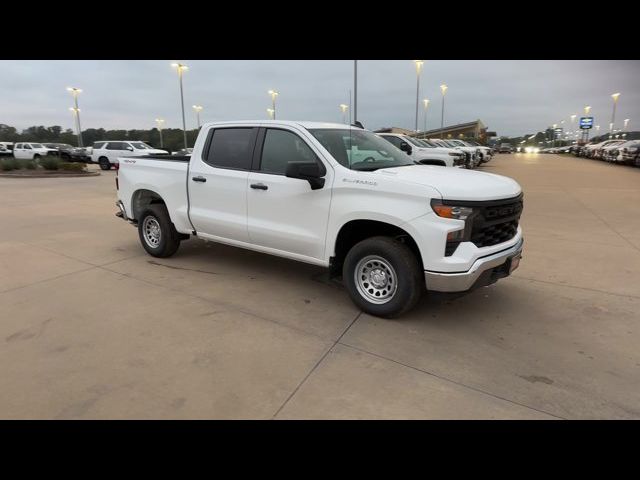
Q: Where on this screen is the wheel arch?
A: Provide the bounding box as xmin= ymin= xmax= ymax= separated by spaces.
xmin=330 ymin=219 xmax=424 ymax=276
xmin=131 ymin=188 xmax=167 ymax=221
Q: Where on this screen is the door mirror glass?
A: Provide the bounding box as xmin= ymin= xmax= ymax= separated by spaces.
xmin=285 ymin=161 xmax=325 ymax=190
xmin=399 ymin=142 xmax=412 ymax=155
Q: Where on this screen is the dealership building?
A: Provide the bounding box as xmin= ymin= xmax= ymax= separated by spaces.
xmin=375 ymin=120 xmax=495 ymax=144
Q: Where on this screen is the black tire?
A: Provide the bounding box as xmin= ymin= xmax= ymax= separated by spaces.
xmin=33 ymin=154 xmax=41 ymax=160
xmin=99 ymin=157 xmax=111 ymax=170
xmin=343 ymin=236 xmax=423 ymax=318
xmin=137 ymin=204 xmax=181 ymax=258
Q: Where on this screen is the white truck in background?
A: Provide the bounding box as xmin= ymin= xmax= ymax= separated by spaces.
xmin=377 ymin=133 xmax=466 ymax=168
xmin=115 ymin=121 xmax=524 ymax=318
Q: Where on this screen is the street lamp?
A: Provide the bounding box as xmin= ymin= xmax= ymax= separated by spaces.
xmin=624 ymin=119 xmax=629 ymax=131
xmin=155 ymin=118 xmax=165 ymax=149
xmin=66 ymin=87 xmax=83 ymax=147
xmin=439 ymin=84 xmax=448 ymax=138
xmin=268 ymin=90 xmax=279 ymax=120
xmin=413 ymin=60 xmax=424 ymax=132
xmin=610 ymin=92 xmax=620 ymax=134
xmin=339 ymin=104 xmax=349 ymax=124
xmin=267 ymin=108 xmax=274 ymax=119
xmin=192 ymin=105 xmax=203 ymax=129
xmin=584 ymin=105 xmax=591 ymax=115
xmin=171 ymin=63 xmax=189 ymax=150
xmin=422 ymin=98 xmax=430 ymax=134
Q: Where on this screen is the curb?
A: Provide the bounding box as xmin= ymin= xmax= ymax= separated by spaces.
xmin=0 ymin=171 xmax=101 ymax=178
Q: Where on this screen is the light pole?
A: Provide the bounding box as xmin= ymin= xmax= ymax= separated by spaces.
xmin=610 ymin=92 xmax=620 ymax=134
xmin=171 ymin=63 xmax=189 ymax=150
xmin=267 ymin=108 xmax=274 ymax=119
xmin=439 ymin=84 xmax=448 ymax=138
xmin=552 ymin=123 xmax=557 ymax=147
xmin=66 ymin=87 xmax=83 ymax=147
xmin=422 ymin=98 xmax=430 ymax=135
xmin=413 ymin=60 xmax=424 ymax=132
xmin=268 ymin=90 xmax=279 ymax=120
xmin=624 ymin=119 xmax=629 ymax=131
xmin=155 ymin=118 xmax=165 ymax=149
xmin=583 ymin=106 xmax=591 ymax=141
xmin=192 ymin=105 xmax=203 ymax=129
xmin=353 ymin=60 xmax=358 ymax=123
xmin=339 ymin=104 xmax=349 ymax=124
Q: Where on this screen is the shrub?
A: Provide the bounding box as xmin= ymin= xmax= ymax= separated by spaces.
xmin=23 ymin=159 xmax=37 ymax=170
xmin=60 ymin=162 xmax=87 ymax=172
xmin=39 ymin=156 xmax=60 ymax=170
xmin=1 ymin=158 xmax=18 ymax=171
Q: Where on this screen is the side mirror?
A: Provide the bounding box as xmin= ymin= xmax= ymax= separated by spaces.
xmin=285 ymin=161 xmax=325 ymax=190
xmin=126 ymin=146 xmax=134 ymax=151
xmin=400 ymin=142 xmax=412 ymax=155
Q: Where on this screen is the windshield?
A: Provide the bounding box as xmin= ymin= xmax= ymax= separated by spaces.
xmin=309 ymin=129 xmax=415 ymax=171
xmin=404 ymin=136 xmax=426 ymax=148
xmin=130 ymin=142 xmax=152 ymax=150
xmin=420 ymin=139 xmax=438 ymax=147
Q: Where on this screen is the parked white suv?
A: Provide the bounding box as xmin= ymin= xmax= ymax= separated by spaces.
xmin=90 ymin=141 xmax=169 ymax=170
xmin=115 ymin=121 xmax=524 ymax=318
xmin=377 ymin=133 xmax=466 ymax=167
xmin=0 ymin=142 xmax=14 ymax=156
xmin=13 ymin=142 xmax=57 ymax=160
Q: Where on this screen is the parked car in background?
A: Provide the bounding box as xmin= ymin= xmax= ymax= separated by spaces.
xmin=498 ymin=144 xmax=513 ymax=154
xmin=12 ymin=142 xmax=57 ymax=160
xmin=429 ymin=139 xmax=477 ymax=168
xmin=0 ymin=142 xmax=14 ymax=156
xmin=377 ymin=133 xmax=466 ymax=167
xmin=556 ymin=146 xmax=572 ymax=153
xmin=43 ymin=143 xmax=90 ymax=162
xmin=171 ymin=148 xmax=194 ymax=156
xmin=609 ymin=140 xmax=640 ymax=165
xmin=90 ymin=141 xmax=169 ymax=170
xmin=592 ymin=140 xmax=625 ymax=160
xmin=116 ymin=120 xmax=524 ymax=318
xmin=464 ymin=140 xmax=493 ymax=163
xmin=448 ymin=139 xmax=491 ymax=164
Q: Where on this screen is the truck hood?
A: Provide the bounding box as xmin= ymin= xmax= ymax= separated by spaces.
xmin=374 ymin=165 xmax=522 ymax=201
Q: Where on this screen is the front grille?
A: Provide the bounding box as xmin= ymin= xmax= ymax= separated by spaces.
xmin=469 ymin=196 xmax=523 ymax=248
xmin=442 ymin=194 xmax=523 ymax=255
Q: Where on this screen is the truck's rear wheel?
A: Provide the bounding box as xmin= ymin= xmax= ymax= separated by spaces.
xmin=343 ymin=236 xmax=423 ymax=318
xmin=138 ymin=204 xmax=181 ymax=258
xmin=99 ymin=157 xmax=111 ymax=170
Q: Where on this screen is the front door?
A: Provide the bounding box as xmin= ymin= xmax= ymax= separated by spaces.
xmin=247 ymin=127 xmax=332 ymax=261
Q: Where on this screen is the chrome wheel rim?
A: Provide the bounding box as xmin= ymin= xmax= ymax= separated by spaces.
xmin=354 ymin=255 xmax=398 ymax=305
xmin=142 ymin=216 xmax=161 ymax=248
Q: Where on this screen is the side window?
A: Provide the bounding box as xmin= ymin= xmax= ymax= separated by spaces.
xmin=93 ymin=142 xmax=106 ymax=149
xmin=383 ymin=136 xmax=402 ymax=148
xmin=15 ymin=144 xmax=22 ymax=149
xmin=24 ymin=144 xmax=32 ymax=150
xmin=204 ymin=128 xmax=256 ymax=170
xmin=259 ymin=129 xmax=319 ymax=175
xmin=106 ymin=142 xmax=125 ymax=150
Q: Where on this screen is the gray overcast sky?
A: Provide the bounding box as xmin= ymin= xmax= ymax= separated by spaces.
xmin=1 ymin=60 xmax=639 ymax=136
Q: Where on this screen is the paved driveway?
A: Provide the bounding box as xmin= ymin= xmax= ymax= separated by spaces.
xmin=1 ymin=155 xmax=639 ymax=419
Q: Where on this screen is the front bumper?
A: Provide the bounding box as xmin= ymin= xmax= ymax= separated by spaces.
xmin=424 ymin=238 xmax=523 ymax=292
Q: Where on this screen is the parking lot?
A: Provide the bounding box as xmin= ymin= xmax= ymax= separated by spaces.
xmin=1 ymin=153 xmax=639 ymax=419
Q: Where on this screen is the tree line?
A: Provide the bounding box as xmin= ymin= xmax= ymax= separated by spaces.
xmin=0 ymin=124 xmax=199 ymax=152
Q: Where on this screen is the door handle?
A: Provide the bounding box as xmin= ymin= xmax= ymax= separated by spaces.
xmin=192 ymin=176 xmax=207 ymax=183
xmin=250 ymin=183 xmax=268 ymax=190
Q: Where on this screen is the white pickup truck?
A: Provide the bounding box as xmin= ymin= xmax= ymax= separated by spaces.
xmin=116 ymin=121 xmax=524 ymax=318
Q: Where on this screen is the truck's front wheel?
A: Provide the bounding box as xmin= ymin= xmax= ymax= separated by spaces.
xmin=138 ymin=204 xmax=181 ymax=258
xmin=343 ymin=236 xmax=423 ymax=318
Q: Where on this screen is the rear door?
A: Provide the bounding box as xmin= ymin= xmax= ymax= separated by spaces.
xmin=187 ymin=126 xmax=258 ymax=242
xmin=246 ymin=126 xmax=332 ymax=260
xmin=13 ymin=144 xmax=24 ymax=159
xmin=105 ymin=142 xmax=130 ymax=163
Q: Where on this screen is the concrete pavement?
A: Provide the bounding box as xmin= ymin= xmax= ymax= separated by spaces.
xmin=0 ymin=155 xmax=639 ymax=419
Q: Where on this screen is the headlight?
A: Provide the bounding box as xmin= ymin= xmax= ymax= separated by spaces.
xmin=430 ymin=200 xmax=474 ymax=220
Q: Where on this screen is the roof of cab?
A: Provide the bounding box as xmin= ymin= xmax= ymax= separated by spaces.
xmin=199 ymin=120 xmax=363 ymax=130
